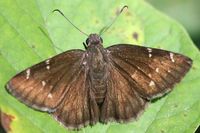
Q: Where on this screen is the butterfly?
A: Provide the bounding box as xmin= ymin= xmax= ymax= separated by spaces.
xmin=5 ymin=5 xmax=192 ymax=129
xmin=6 ymin=33 xmax=192 ymax=129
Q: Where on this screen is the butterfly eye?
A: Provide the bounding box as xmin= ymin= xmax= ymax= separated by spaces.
xmin=86 ymin=38 xmax=89 ymax=45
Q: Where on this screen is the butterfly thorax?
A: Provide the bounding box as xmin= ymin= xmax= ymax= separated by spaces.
xmin=86 ymin=40 xmax=108 ymax=104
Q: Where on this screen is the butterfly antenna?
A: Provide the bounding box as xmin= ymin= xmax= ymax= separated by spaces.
xmin=53 ymin=9 xmax=89 ymax=37
xmin=99 ymin=5 xmax=128 ymax=36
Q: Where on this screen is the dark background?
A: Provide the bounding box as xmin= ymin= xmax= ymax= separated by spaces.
xmin=147 ymin=0 xmax=200 ymax=49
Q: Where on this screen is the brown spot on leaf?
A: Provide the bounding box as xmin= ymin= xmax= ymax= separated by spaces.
xmin=31 ymin=45 xmax=35 ymax=49
xmin=0 ymin=111 xmax=15 ymax=132
xmin=161 ymin=129 xmax=165 ymax=133
xmin=132 ymin=32 xmax=139 ymax=41
xmin=183 ymin=113 xmax=187 ymax=117
xmin=95 ymin=20 xmax=99 ymax=24
xmin=173 ymin=104 xmax=178 ymax=108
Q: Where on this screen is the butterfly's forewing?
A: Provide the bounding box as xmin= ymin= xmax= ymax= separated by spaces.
xmin=7 ymin=49 xmax=100 ymax=128
xmin=53 ymin=67 xmax=99 ymax=129
xmin=107 ymin=44 xmax=192 ymax=100
xmin=6 ymin=50 xmax=85 ymax=112
xmin=100 ymin=63 xmax=147 ymax=123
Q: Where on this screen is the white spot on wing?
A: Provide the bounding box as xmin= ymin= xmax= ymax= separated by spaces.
xmin=45 ymin=59 xmax=50 ymax=70
xmin=26 ymin=69 xmax=30 ymax=79
xmin=147 ymin=48 xmax=152 ymax=52
xmin=170 ymin=53 xmax=175 ymax=62
xmin=47 ymin=93 xmax=53 ymax=98
xmin=45 ymin=59 xmax=50 ymax=65
xmin=131 ymin=71 xmax=137 ymax=78
xmin=148 ymin=74 xmax=152 ymax=77
xmin=168 ymin=70 xmax=171 ymax=73
xmin=156 ymin=68 xmax=159 ymax=73
xmin=149 ymin=80 xmax=155 ymax=87
xmin=107 ymin=50 xmax=111 ymax=53
xmin=42 ymin=81 xmax=46 ymax=86
xmin=83 ymin=61 xmax=87 ymax=65
xmin=46 ymin=65 xmax=50 ymax=70
xmin=147 ymin=48 xmax=152 ymax=58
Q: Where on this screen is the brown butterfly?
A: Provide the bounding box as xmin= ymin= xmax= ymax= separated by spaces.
xmin=5 ymin=7 xmax=192 ymax=130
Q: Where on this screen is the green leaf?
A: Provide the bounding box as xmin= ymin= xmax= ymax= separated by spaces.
xmin=0 ymin=0 xmax=199 ymax=133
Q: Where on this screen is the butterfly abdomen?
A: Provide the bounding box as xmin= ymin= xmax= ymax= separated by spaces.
xmin=89 ymin=59 xmax=108 ymax=104
xmin=87 ymin=44 xmax=108 ymax=104
xmin=92 ymin=78 xmax=107 ymax=104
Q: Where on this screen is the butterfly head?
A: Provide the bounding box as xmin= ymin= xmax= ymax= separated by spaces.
xmin=84 ymin=34 xmax=103 ymax=48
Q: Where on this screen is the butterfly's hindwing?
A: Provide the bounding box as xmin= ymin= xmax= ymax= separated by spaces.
xmin=53 ymin=65 xmax=99 ymax=129
xmin=100 ymin=63 xmax=147 ymax=123
xmin=107 ymin=44 xmax=192 ymax=100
